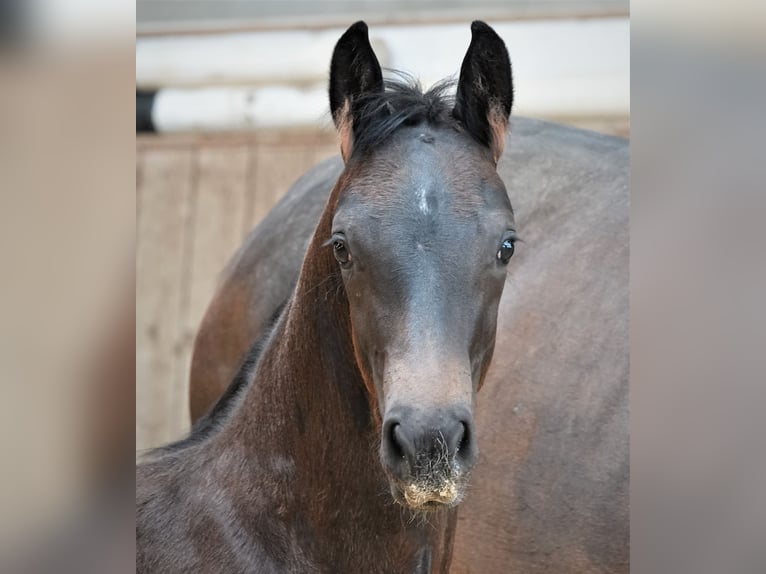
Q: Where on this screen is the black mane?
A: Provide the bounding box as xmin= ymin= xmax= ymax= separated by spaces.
xmin=349 ymin=74 xmax=457 ymax=158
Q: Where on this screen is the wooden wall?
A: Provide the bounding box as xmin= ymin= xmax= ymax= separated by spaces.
xmin=136 ymin=129 xmax=337 ymax=451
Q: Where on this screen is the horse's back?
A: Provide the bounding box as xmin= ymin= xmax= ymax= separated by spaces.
xmin=453 ymin=119 xmax=629 ymax=573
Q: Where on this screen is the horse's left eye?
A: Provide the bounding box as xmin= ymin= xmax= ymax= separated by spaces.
xmin=497 ymin=238 xmax=515 ymax=264
xmin=333 ymin=239 xmax=352 ymax=268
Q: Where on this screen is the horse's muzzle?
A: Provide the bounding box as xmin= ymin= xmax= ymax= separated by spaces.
xmin=380 ymin=406 xmax=477 ymax=509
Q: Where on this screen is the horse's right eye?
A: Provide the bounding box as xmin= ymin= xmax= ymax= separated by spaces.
xmin=333 ymin=240 xmax=352 ymax=268
xmin=497 ymin=237 xmax=515 ymax=264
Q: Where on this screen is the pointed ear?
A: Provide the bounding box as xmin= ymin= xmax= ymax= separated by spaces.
xmin=329 ymin=21 xmax=384 ymax=161
xmin=454 ymin=21 xmax=513 ymax=163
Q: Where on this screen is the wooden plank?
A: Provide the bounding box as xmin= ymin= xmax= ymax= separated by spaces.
xmin=136 ymin=131 xmax=340 ymax=453
xmin=176 ymin=145 xmax=250 ymax=407
xmin=137 ymin=131 xmax=256 ymax=151
xmin=249 ymin=144 xmax=308 ymax=231
xmin=310 ymin=142 xmax=340 ymax=166
xmin=136 ymin=128 xmax=334 ymax=152
xmin=136 ymin=147 xmax=195 ymax=451
xmin=242 ymin=137 xmax=338 ymax=237
xmin=240 ymin=140 xmax=259 ymax=241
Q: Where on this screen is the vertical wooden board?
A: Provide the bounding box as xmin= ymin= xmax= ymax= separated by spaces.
xmin=299 ymin=148 xmax=317 ymax=175
xmin=295 ymin=130 xmax=337 ymax=175
xmin=240 ymin=141 xmax=259 ymax=241
xmin=242 ymin=132 xmax=338 ymax=239
xmin=136 ymin=147 xmax=194 ymax=452
xmin=175 ymin=145 xmax=250 ymax=416
xmin=249 ymin=144 xmax=308 ymax=231
xmin=310 ymin=142 xmax=339 ymax=167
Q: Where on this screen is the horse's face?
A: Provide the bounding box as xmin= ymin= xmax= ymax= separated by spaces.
xmin=331 ymin=129 xmax=515 ymax=509
xmin=328 ymin=21 xmax=514 ymax=510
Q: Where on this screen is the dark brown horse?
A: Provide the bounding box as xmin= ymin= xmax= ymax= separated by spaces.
xmin=186 ymin=20 xmax=629 ymax=574
xmin=137 ymin=20 xmax=628 ymax=573
xmin=137 ymin=21 xmax=538 ymax=572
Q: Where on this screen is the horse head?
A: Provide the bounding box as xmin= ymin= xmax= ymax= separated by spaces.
xmin=327 ymin=21 xmax=516 ymax=510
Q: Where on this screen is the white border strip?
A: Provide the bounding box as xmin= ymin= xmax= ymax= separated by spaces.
xmin=151 ymin=86 xmax=330 ymax=132
xmin=139 ymin=18 xmax=629 ymax=131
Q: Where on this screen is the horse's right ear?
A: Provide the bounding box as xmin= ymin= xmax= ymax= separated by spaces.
xmin=329 ymin=21 xmax=383 ymax=161
xmin=454 ymin=21 xmax=513 ymax=164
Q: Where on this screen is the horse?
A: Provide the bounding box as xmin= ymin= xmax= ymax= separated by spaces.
xmin=137 ymin=20 xmax=538 ymax=572
xmin=142 ymin=23 xmax=628 ymax=572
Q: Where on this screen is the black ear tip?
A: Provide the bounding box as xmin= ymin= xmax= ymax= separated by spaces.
xmin=347 ymin=21 xmax=369 ymax=35
xmin=470 ymin=20 xmax=493 ymax=35
xmin=335 ymin=21 xmax=370 ymax=50
xmin=470 ymin=20 xmax=506 ymax=46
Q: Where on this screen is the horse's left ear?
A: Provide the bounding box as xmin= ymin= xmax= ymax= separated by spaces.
xmin=329 ymin=21 xmax=384 ymax=161
xmin=454 ymin=21 xmax=513 ymax=163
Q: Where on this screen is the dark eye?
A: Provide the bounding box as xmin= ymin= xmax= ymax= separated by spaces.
xmin=333 ymin=238 xmax=352 ymax=268
xmin=497 ymin=237 xmax=515 ymax=264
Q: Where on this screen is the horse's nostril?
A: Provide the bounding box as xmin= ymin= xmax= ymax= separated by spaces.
xmin=388 ymin=422 xmax=404 ymax=459
xmin=455 ymin=422 xmax=467 ymax=454
xmin=383 ymin=419 xmax=419 ymax=474
xmin=451 ymin=419 xmax=477 ymax=467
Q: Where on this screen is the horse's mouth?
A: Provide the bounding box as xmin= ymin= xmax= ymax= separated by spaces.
xmin=390 ymin=479 xmax=464 ymax=512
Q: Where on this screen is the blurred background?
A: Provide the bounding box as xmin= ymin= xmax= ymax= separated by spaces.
xmin=135 ymin=0 xmax=630 ymax=452
xmin=1 ymin=0 xmax=765 ymax=572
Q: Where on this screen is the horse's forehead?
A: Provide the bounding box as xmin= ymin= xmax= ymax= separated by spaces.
xmin=381 ymin=128 xmax=487 ymax=177
xmin=343 ymin=132 xmax=497 ymax=212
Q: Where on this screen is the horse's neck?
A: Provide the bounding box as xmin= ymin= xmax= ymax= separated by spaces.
xmin=211 ymin=238 xmax=456 ymax=571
